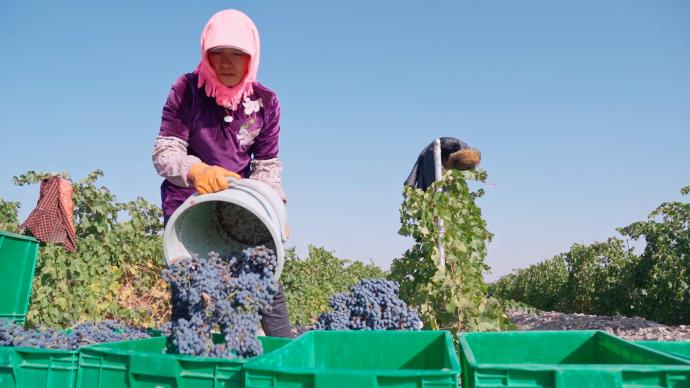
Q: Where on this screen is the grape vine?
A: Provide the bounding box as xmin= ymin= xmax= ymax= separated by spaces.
xmin=391 ymin=169 xmax=510 ymax=334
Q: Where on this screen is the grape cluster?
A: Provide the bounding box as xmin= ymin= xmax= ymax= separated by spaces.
xmin=158 ymin=321 xmax=173 ymax=336
xmin=316 ymin=279 xmax=422 ymax=331
xmin=161 ymin=246 xmax=278 ymax=359
xmin=0 ymin=319 xmax=151 ymax=350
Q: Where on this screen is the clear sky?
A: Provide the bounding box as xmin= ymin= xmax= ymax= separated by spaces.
xmin=1 ymin=1 xmax=689 ymax=280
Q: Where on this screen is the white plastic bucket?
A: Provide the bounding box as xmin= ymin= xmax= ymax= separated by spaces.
xmin=163 ymin=178 xmax=288 ymax=279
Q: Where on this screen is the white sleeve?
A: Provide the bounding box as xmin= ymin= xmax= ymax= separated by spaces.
xmin=250 ymin=158 xmax=287 ymax=203
xmin=152 ymin=135 xmax=202 ymax=187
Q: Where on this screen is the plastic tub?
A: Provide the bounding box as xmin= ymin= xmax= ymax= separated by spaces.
xmin=459 ymin=330 xmax=690 ymax=388
xmin=0 ymin=230 xmax=39 ymax=325
xmin=163 ymin=178 xmax=288 ymax=279
xmin=244 ymin=330 xmax=461 ymax=388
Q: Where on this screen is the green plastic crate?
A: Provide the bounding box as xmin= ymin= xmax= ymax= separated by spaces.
xmin=636 ymin=341 xmax=690 ymax=361
xmin=0 ymin=346 xmax=79 ymax=388
xmin=0 ymin=329 xmax=161 ymax=388
xmin=0 ymin=231 xmax=39 ymax=325
xmin=243 ymin=330 xmax=461 ymax=388
xmin=77 ymin=335 xmax=292 ymax=388
xmin=459 ymin=330 xmax=690 ymax=388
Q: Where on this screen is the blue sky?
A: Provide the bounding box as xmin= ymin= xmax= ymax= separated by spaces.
xmin=1 ymin=1 xmax=689 ymax=280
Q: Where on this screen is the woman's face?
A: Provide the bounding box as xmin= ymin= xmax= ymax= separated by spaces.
xmin=208 ymin=47 xmax=250 ymax=87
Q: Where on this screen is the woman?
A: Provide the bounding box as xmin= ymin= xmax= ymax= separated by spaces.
xmin=152 ymin=9 xmax=292 ymax=337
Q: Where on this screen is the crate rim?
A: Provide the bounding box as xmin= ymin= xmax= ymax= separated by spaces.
xmin=0 ymin=230 xmax=39 ymax=242
xmin=79 ymin=335 xmax=287 ymax=365
xmin=635 ymin=340 xmax=690 ymax=345
xmin=0 ymin=345 xmax=79 ymax=355
xmin=244 ymin=365 xmax=460 ymax=377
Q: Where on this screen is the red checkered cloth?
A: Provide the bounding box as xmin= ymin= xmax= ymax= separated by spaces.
xmin=21 ymin=176 xmax=77 ymax=251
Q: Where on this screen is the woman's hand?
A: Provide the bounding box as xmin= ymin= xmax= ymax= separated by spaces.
xmin=188 ymin=162 xmax=241 ymax=194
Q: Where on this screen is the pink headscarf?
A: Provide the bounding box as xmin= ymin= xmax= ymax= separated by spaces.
xmin=195 ymin=9 xmax=261 ymax=110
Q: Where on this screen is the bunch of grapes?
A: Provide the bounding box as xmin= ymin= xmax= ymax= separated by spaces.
xmin=0 ymin=320 xmax=151 ymax=350
xmin=161 ymin=246 xmax=278 ymax=359
xmin=316 ymin=279 xmax=422 ymax=331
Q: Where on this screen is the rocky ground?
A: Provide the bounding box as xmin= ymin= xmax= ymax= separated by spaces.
xmin=507 ymin=308 xmax=690 ymax=341
xmin=289 ymin=308 xmax=690 ymax=341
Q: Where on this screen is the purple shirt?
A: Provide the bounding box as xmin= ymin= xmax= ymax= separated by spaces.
xmin=158 ymin=73 xmax=281 ymax=217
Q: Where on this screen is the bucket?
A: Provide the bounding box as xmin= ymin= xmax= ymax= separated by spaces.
xmin=163 ymin=178 xmax=288 ymax=279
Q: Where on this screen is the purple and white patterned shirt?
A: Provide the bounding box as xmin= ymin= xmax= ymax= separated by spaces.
xmin=152 ymin=72 xmax=285 ymax=217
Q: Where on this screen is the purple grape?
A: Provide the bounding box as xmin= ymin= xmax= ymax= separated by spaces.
xmin=162 ymin=246 xmax=278 ymax=359
xmin=316 ymin=279 xmax=422 ymax=331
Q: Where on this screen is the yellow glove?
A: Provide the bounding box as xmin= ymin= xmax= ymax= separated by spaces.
xmin=188 ymin=163 xmax=241 ymax=194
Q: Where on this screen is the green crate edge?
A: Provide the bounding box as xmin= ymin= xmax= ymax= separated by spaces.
xmin=634 ymin=340 xmax=690 ymax=360
xmin=0 ymin=230 xmax=40 ymax=325
xmin=458 ymin=330 xmax=690 ymax=388
xmin=0 ymin=346 xmax=80 ymax=388
xmin=78 ymin=335 xmax=291 ymax=362
xmin=0 ymin=230 xmax=38 ymax=243
xmin=76 ymin=335 xmax=293 ymax=388
xmin=243 ymin=330 xmax=461 ymax=387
